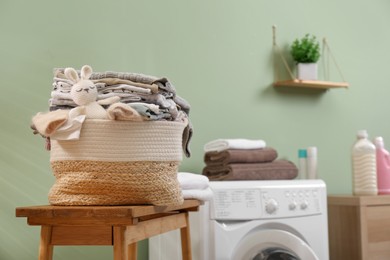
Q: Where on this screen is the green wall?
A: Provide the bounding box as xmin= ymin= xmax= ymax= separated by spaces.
xmin=2 ymin=0 xmax=390 ymax=259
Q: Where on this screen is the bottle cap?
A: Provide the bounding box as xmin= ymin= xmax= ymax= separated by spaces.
xmin=307 ymin=146 xmax=317 ymax=157
xmin=298 ymin=149 xmax=307 ymax=158
xmin=357 ymin=130 xmax=368 ymax=138
xmin=374 ymin=136 xmax=384 ymax=146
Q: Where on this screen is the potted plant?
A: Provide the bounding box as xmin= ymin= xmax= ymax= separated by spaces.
xmin=291 ymin=34 xmax=320 ymax=80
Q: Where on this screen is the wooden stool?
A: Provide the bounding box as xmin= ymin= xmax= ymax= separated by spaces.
xmin=16 ymin=200 xmax=200 ymax=260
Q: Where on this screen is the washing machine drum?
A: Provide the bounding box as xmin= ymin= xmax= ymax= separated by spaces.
xmin=253 ymin=247 xmax=298 ymax=260
xmin=232 ymin=229 xmax=319 ymax=260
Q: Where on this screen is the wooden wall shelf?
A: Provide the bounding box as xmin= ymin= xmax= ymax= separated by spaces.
xmin=274 ymin=79 xmax=349 ymax=90
xmin=272 ymin=26 xmax=349 ymax=91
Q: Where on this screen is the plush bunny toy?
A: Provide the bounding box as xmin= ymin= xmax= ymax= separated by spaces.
xmin=65 ymin=65 xmax=113 ymax=119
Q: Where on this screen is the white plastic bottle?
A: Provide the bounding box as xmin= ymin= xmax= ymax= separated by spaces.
xmin=352 ymin=130 xmax=377 ymax=196
xmin=307 ymin=147 xmax=318 ymax=179
xmin=374 ymin=137 xmax=390 ymax=195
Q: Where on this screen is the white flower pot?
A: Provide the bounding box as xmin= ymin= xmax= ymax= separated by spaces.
xmin=297 ymin=63 xmax=318 ymax=80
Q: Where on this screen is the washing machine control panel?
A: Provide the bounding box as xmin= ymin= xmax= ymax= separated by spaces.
xmin=210 ymin=185 xmax=324 ymax=220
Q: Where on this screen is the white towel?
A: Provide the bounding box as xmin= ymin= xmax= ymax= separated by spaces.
xmin=182 ymin=187 xmax=213 ymax=201
xmin=204 ymin=138 xmax=266 ymax=152
xmin=178 ymin=172 xmax=209 ymax=190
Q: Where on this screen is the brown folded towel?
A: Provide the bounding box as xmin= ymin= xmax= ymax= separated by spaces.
xmin=202 ymin=160 xmax=298 ymax=181
xmin=204 ymin=147 xmax=278 ymax=165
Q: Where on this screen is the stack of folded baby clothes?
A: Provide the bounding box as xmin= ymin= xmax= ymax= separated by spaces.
xmin=202 ymin=139 xmax=298 ymax=181
xmin=50 ymin=68 xmax=193 ymax=157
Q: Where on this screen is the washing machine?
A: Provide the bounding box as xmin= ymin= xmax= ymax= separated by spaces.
xmin=200 ymin=179 xmax=329 ymax=260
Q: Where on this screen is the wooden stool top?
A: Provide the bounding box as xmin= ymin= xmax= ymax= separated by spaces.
xmin=16 ymin=199 xmax=200 ymax=226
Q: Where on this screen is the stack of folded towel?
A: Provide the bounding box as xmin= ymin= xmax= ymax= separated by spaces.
xmin=177 ymin=172 xmax=213 ymax=201
xmin=202 ymin=139 xmax=298 ymax=181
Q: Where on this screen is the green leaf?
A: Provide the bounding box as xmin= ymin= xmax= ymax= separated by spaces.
xmin=290 ymin=34 xmax=321 ymax=63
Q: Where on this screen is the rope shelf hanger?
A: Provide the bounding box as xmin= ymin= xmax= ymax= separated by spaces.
xmin=272 ymin=25 xmax=349 ymax=90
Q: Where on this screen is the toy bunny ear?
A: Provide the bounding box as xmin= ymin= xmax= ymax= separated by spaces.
xmin=80 ymin=65 xmax=93 ymax=80
xmin=64 ymin=67 xmax=79 ymax=83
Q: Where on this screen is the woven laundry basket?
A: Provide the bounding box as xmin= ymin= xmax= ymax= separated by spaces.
xmin=48 ymin=119 xmax=186 ymax=206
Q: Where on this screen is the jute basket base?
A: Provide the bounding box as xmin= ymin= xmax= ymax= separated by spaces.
xmin=49 ymin=160 xmax=184 ymax=206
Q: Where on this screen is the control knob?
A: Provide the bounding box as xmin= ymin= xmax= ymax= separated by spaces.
xmin=265 ymin=199 xmax=278 ymax=214
xmin=289 ymin=201 xmax=297 ymax=210
xmin=300 ymin=200 xmax=309 ymax=210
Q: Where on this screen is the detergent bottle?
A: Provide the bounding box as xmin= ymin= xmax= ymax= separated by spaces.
xmin=374 ymin=137 xmax=390 ymax=195
xmin=352 ymin=130 xmax=377 ymax=195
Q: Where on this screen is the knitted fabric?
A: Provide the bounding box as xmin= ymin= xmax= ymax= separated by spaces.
xmin=49 ymin=119 xmax=186 ymax=206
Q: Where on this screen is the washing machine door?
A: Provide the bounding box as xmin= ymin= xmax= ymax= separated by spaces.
xmin=232 ymin=229 xmax=319 ymax=260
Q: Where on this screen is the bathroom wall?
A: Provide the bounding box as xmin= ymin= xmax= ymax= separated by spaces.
xmin=2 ymin=0 xmax=390 ymax=259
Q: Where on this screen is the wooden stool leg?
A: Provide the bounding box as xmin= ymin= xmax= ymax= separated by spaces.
xmin=113 ymin=226 xmax=138 ymax=260
xmin=39 ymin=226 xmax=53 ymax=260
xmin=113 ymin=226 xmax=128 ymax=260
xmin=180 ymin=212 xmax=192 ymax=260
xmin=128 ymin=243 xmax=137 ymax=260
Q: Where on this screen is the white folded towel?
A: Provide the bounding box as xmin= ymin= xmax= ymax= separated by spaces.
xmin=178 ymin=172 xmax=209 ymax=190
xmin=204 ymin=138 xmax=267 ymax=152
xmin=182 ymin=187 xmax=213 ymax=201
xmin=177 ymin=172 xmax=212 ymax=201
